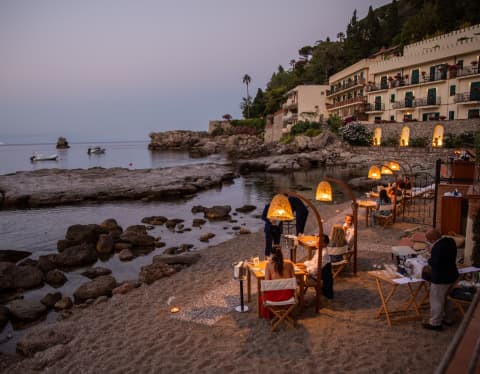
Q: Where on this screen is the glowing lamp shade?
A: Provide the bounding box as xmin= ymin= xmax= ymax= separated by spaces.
xmin=315 ymin=181 xmax=333 ymax=202
xmin=267 ymin=194 xmax=294 ymax=221
xmin=368 ymin=165 xmax=381 ymax=180
xmin=388 ymin=161 xmax=401 ymax=172
xmin=381 ymin=165 xmax=393 ymax=175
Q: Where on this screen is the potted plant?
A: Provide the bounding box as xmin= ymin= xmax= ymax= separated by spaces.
xmin=440 ymin=115 xmax=446 ymax=120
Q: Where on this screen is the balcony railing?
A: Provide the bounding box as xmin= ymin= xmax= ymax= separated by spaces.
xmin=456 ymin=66 xmax=479 ymax=78
xmin=326 ymin=97 xmax=367 ymax=110
xmin=454 ymin=91 xmax=480 ymax=103
xmin=415 ymin=96 xmax=441 ymax=107
xmin=282 ymin=101 xmax=298 ymax=110
xmin=367 ymin=73 xmax=449 ymax=93
xmin=282 ymin=113 xmax=297 ymax=124
xmin=328 ymin=78 xmax=365 ymax=96
xmin=365 ymin=103 xmax=385 ymax=112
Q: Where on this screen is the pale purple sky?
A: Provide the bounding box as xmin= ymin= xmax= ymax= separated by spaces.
xmin=0 ymin=0 xmax=390 ymax=144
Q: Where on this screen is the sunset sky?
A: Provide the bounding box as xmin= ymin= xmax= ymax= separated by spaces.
xmin=0 ymin=0 xmax=390 ymax=144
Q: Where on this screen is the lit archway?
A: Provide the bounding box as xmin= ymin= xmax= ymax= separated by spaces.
xmin=373 ymin=127 xmax=382 ymax=146
xmin=400 ymin=126 xmax=410 ymax=147
xmin=432 ymin=124 xmax=444 ymax=147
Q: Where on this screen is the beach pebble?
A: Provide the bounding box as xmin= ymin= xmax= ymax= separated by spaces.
xmin=239 ymin=228 xmax=251 ymax=235
xmin=118 ymin=249 xmax=134 ymax=261
xmin=54 ymin=297 xmax=73 ymax=310
xmin=200 ymin=233 xmax=215 ymax=242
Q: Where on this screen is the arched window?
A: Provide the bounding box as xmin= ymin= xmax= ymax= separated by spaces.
xmin=432 ymin=124 xmax=444 ymax=147
xmin=373 ymin=127 xmax=382 ymax=146
xmin=400 ymin=126 xmax=410 ymax=147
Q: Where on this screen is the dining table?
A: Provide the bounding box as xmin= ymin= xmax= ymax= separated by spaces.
xmin=246 ymin=260 xmax=307 ymax=318
xmin=357 ymin=199 xmax=377 ymax=227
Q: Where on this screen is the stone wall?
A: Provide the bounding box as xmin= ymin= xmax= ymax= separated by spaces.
xmin=363 ymin=118 xmax=480 ymax=142
xmin=208 ymin=120 xmax=231 ymax=134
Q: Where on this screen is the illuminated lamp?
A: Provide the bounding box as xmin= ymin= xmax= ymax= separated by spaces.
xmin=266 ymin=194 xmax=294 ymax=221
xmin=368 ymin=165 xmax=381 ymax=180
xmin=315 ymin=181 xmax=333 ymax=202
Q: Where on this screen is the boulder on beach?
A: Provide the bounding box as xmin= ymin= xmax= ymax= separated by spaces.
xmin=73 ymin=275 xmax=117 ymax=304
xmin=81 ymin=267 xmax=112 ymax=279
xmin=141 ymin=216 xmax=168 ymax=225
xmin=100 ymin=218 xmax=123 ymax=238
xmin=65 ymin=224 xmax=106 ymax=244
xmin=53 ymin=243 xmax=98 ymax=268
xmin=0 ymin=305 xmax=10 ymax=330
xmin=37 ymin=255 xmax=57 ymax=273
xmin=13 ymin=264 xmax=44 ymax=290
xmin=9 ymin=299 xmax=47 ymax=323
xmin=56 ymin=136 xmax=70 ymax=149
xmin=119 ymin=231 xmax=155 ymax=248
xmin=45 ymin=270 xmax=67 ymax=288
xmin=118 ymin=248 xmax=134 ymax=261
xmin=16 ymin=323 xmax=74 ymax=357
xmin=139 ymin=262 xmax=176 ymax=285
xmin=96 ymin=234 xmax=114 ymax=254
xmin=192 ymin=218 xmax=206 ymax=227
xmin=0 ymin=262 xmax=16 ymax=290
xmin=196 ymin=205 xmax=231 ymax=220
xmin=40 ymin=292 xmax=62 ymax=309
xmin=54 ymin=297 xmax=73 ymax=310
xmin=235 ymin=205 xmax=257 ymax=213
xmin=199 ymin=233 xmax=215 ymax=242
xmin=165 ymin=219 xmax=184 ymax=229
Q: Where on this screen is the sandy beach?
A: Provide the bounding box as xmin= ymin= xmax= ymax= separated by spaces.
xmin=1 ymin=203 xmax=457 ymax=373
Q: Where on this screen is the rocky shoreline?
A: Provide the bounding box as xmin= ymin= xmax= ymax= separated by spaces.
xmin=0 ymin=163 xmax=237 ymax=209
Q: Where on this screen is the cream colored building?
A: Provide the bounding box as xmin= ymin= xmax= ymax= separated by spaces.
xmin=282 ymin=85 xmax=329 ymax=132
xmin=365 ymin=24 xmax=480 ymax=124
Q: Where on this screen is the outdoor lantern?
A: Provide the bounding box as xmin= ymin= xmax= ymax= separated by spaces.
xmin=388 ymin=161 xmax=401 ymax=172
xmin=267 ymin=194 xmax=294 ymax=221
xmin=368 ymin=165 xmax=381 ymax=180
xmin=315 ymin=181 xmax=333 ymax=202
xmin=381 ymin=165 xmax=393 ymax=175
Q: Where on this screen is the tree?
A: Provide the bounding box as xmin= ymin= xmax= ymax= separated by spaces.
xmin=240 ymin=96 xmax=253 ymax=119
xmin=242 ymin=74 xmax=251 ymax=118
xmin=250 ymin=88 xmax=266 ymax=118
xmin=222 ymin=114 xmax=232 ymax=121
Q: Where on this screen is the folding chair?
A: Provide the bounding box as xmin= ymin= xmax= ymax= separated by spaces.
xmin=330 ymin=245 xmax=353 ymax=279
xmin=260 ymin=277 xmax=298 ymax=331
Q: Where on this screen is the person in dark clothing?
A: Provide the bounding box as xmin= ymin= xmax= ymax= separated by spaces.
xmin=422 ymin=228 xmax=459 ymax=331
xmin=261 ymin=204 xmax=283 ymax=257
xmin=303 ymin=234 xmax=334 ymax=299
xmin=287 ymin=195 xmax=309 ymax=235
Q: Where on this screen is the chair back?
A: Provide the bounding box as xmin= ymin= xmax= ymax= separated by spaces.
xmin=261 ymin=277 xmax=297 ymax=292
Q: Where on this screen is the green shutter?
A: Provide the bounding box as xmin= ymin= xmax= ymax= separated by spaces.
xmin=427 ymin=88 xmax=436 ymax=105
xmin=450 ymin=85 xmax=456 ymax=96
xmin=411 ymin=69 xmax=419 ymax=84
xmin=449 ymin=111 xmax=454 ymax=120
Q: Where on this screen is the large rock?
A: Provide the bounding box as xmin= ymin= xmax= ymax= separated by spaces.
xmin=54 ymin=297 xmax=73 ymax=310
xmin=124 ymin=225 xmax=148 ymax=235
xmin=45 ymin=270 xmax=67 ymax=288
xmin=81 ymin=267 xmax=112 ymax=279
xmin=0 ymin=250 xmax=31 ymax=263
xmin=40 ymin=292 xmax=62 ymax=308
xmin=57 ymin=239 xmax=82 ymax=252
xmin=37 ymin=255 xmax=57 ymax=273
xmin=56 ymin=136 xmax=70 ymax=149
xmin=13 ymin=265 xmax=44 ymax=290
xmin=96 ymin=234 xmax=114 ymax=254
xmin=118 ymin=249 xmax=134 ymax=261
xmin=139 ymin=262 xmax=176 ymax=285
xmin=0 ymin=262 xmax=16 ymax=290
xmin=148 ymin=130 xmax=207 ymax=150
xmin=203 ymin=205 xmax=231 ymax=220
xmin=153 ymin=253 xmax=201 ymax=266
xmin=119 ymin=231 xmax=155 ymax=248
xmin=141 ymin=216 xmax=168 ymax=225
xmin=16 ymin=324 xmax=74 ymax=357
xmin=65 ymin=224 xmax=106 ymax=244
xmin=73 ymin=275 xmax=117 ymax=304
xmin=9 ymin=299 xmax=47 ymax=323
xmin=53 ymin=243 xmax=98 ymax=268
xmin=100 ymin=218 xmax=123 ymax=238
xmin=235 ymin=205 xmax=256 ymax=213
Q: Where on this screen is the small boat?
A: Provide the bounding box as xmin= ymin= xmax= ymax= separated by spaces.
xmin=87 ymin=146 xmax=106 ymax=155
xmin=30 ymin=153 xmax=58 ymax=162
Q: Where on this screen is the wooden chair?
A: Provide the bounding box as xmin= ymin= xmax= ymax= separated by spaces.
xmin=260 ymin=277 xmax=298 ymax=331
xmin=448 ymin=286 xmax=476 ymax=316
xmin=373 ymin=204 xmax=394 ymax=228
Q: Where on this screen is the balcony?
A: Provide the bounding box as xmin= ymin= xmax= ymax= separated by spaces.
xmin=454 ymin=91 xmax=480 ymax=103
xmin=326 ymin=97 xmax=367 ymax=111
xmin=456 ymin=66 xmax=479 ymax=79
xmin=282 ymin=101 xmax=298 ymax=110
xmin=327 ymin=78 xmax=365 ymax=97
xmin=365 ymin=103 xmax=385 ymax=113
xmin=415 ymin=96 xmax=441 ymax=107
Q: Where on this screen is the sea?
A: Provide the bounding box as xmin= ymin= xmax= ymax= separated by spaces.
xmin=0 ymin=141 xmax=368 ymax=353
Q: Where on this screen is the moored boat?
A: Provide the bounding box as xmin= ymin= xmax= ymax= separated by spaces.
xmin=87 ymin=146 xmax=106 ymax=155
xmin=30 ymin=153 xmax=58 ymax=162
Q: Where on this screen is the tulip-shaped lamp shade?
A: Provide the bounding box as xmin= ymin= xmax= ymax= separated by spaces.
xmin=315 ymin=181 xmax=333 ymax=202
xmin=267 ymin=194 xmax=294 ymax=221
xmin=388 ymin=161 xmax=401 ymax=172
xmin=381 ymin=165 xmax=393 ymax=175
xmin=368 ymin=165 xmax=381 ymax=180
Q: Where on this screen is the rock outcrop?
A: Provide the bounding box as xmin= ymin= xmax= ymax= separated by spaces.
xmin=0 ymin=163 xmax=237 ymax=208
xmin=55 ymin=137 xmax=70 ymax=149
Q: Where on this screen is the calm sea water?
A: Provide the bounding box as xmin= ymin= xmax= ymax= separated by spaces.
xmin=0 ymin=141 xmax=225 ymax=175
xmin=0 ymin=141 xmax=368 ymax=353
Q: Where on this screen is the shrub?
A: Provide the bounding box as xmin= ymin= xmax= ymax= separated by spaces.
xmin=409 ymin=136 xmax=429 ymax=147
xmin=443 ymin=132 xmax=475 ymax=148
xmin=280 ymin=134 xmax=295 ymax=144
xmin=304 ymin=128 xmax=322 ymax=137
xmin=382 ymin=136 xmax=399 ymax=147
xmin=211 ymin=127 xmax=225 ymax=137
xmin=230 ymin=118 xmax=266 ymax=135
xmin=327 ymin=115 xmax=343 ymax=135
xmin=290 ymin=121 xmax=321 ymax=136
xmin=341 ymin=122 xmax=373 ymax=146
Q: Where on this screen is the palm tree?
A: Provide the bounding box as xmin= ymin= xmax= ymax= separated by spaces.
xmin=242 ymin=74 xmax=251 ymax=118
